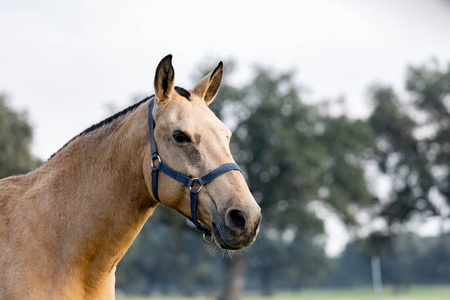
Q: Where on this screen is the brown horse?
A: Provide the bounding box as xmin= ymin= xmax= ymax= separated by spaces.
xmin=0 ymin=55 xmax=261 ymax=299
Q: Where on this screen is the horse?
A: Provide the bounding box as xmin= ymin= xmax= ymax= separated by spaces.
xmin=0 ymin=55 xmax=262 ymax=299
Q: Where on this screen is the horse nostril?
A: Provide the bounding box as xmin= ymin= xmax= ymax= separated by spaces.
xmin=225 ymin=209 xmax=247 ymax=233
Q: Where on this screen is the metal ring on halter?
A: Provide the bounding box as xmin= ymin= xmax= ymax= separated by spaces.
xmin=189 ymin=178 xmax=203 ymax=193
xmin=151 ymin=155 xmax=161 ymax=168
xmin=203 ymin=233 xmax=214 ymax=244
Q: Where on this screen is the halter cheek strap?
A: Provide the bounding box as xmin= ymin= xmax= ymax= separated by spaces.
xmin=148 ymin=98 xmax=242 ymax=237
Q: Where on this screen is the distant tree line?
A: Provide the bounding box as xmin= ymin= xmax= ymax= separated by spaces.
xmin=323 ymin=232 xmax=450 ymax=288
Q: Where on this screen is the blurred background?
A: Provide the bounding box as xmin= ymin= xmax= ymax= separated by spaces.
xmin=1 ymin=0 xmax=450 ymax=299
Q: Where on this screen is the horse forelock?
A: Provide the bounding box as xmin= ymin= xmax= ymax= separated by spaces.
xmin=174 ymin=86 xmax=191 ymax=100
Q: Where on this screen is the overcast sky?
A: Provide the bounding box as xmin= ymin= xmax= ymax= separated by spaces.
xmin=1 ymin=0 xmax=450 ymax=255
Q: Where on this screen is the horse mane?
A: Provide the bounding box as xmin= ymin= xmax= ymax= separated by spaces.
xmin=48 ymin=95 xmax=153 ymax=160
xmin=48 ymin=86 xmax=190 ymax=161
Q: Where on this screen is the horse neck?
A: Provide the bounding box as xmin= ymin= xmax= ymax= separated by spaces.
xmin=35 ymin=101 xmax=155 ymax=293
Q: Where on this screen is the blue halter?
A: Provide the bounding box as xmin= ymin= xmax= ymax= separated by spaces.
xmin=148 ymin=98 xmax=242 ymax=239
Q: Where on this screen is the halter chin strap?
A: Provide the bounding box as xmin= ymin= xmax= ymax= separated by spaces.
xmin=148 ymin=97 xmax=242 ymax=237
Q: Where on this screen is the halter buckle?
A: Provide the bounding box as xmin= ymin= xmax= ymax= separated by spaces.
xmin=151 ymin=154 xmax=161 ymax=168
xmin=189 ymin=178 xmax=203 ymax=193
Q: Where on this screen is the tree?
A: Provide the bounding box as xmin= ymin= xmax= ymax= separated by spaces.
xmin=116 ymin=61 xmax=378 ymax=298
xmin=209 ymin=65 xmax=376 ymax=298
xmin=324 ymin=231 xmax=450 ymax=288
xmin=0 ymin=93 xmax=40 ymax=178
xmin=406 ymin=60 xmax=450 ymax=219
xmin=414 ymin=233 xmax=450 ymax=284
xmin=246 ymin=230 xmax=328 ymax=294
xmin=368 ymin=85 xmax=435 ymax=227
xmin=365 ymin=60 xmax=450 ymax=288
xmin=368 ymin=60 xmax=450 ymax=228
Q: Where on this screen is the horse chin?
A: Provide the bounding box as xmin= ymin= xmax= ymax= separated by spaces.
xmin=212 ymin=222 xmax=245 ymax=250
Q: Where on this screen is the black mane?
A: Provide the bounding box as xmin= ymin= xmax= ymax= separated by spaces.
xmin=49 ymin=95 xmax=153 ymax=160
xmin=81 ymin=96 xmax=152 ymax=136
xmin=48 ymin=86 xmax=190 ymax=161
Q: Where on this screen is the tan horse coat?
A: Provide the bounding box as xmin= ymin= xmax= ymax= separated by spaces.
xmin=0 ymin=55 xmax=261 ymax=299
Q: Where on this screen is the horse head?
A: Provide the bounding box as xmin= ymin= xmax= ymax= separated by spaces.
xmin=144 ymin=55 xmax=261 ymax=249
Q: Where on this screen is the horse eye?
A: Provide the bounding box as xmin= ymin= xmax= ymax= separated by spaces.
xmin=173 ymin=131 xmax=191 ymax=144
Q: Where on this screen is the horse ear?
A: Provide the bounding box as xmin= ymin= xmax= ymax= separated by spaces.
xmin=191 ymin=61 xmax=223 ymax=105
xmin=154 ymin=54 xmax=175 ymax=105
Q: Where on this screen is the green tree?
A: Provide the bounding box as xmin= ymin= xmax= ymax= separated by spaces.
xmin=406 ymin=60 xmax=450 ymax=218
xmin=246 ymin=231 xmax=328 ymax=294
xmin=210 ymin=66 xmax=376 ymax=298
xmin=0 ymin=94 xmax=40 ymax=178
xmin=368 ymin=60 xmax=450 ymax=227
xmin=365 ymin=60 xmax=450 ymax=288
xmin=415 ymin=233 xmax=450 ymax=284
xmin=368 ymin=85 xmax=434 ymax=225
xmin=116 ymin=62 xmax=377 ymax=298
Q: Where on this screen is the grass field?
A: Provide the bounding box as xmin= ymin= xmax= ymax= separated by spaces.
xmin=117 ymin=285 xmax=450 ymax=300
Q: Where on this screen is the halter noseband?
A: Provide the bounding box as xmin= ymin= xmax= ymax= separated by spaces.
xmin=148 ymin=97 xmax=242 ymax=240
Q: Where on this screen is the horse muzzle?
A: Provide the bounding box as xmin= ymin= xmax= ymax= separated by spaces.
xmin=212 ymin=208 xmax=262 ymax=250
